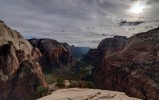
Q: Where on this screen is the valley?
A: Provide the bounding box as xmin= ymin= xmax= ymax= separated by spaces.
xmin=0 ymin=20 xmax=159 ymax=100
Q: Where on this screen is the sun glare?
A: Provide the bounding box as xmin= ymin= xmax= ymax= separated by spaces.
xmin=128 ymin=1 xmax=148 ymax=14
xmin=130 ymin=3 xmax=144 ymax=14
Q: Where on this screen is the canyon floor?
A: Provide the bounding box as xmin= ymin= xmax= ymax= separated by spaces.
xmin=38 ymin=88 xmax=141 ymax=100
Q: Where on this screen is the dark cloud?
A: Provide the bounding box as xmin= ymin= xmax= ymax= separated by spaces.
xmin=119 ymin=20 xmax=145 ymax=26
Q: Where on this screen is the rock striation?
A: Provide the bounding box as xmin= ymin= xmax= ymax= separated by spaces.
xmin=0 ymin=21 xmax=47 ymax=100
xmin=29 ymin=39 xmax=72 ymax=69
xmin=90 ymin=29 xmax=159 ymax=100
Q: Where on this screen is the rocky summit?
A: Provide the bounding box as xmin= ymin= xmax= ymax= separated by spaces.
xmin=0 ymin=21 xmax=47 ymax=100
xmin=90 ymin=28 xmax=159 ymax=100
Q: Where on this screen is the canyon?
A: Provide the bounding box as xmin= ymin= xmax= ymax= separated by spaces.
xmin=0 ymin=20 xmax=159 ymax=100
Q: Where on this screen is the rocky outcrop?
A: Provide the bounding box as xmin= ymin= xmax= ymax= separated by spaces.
xmin=38 ymin=88 xmax=141 ymax=100
xmin=85 ymin=36 xmax=127 ymax=65
xmin=92 ymin=28 xmax=159 ymax=100
xmin=0 ymin=21 xmax=47 ymax=100
xmin=32 ymin=47 xmax=43 ymax=62
xmin=97 ymin=36 xmax=127 ymax=52
xmin=29 ymin=39 xmax=72 ymax=69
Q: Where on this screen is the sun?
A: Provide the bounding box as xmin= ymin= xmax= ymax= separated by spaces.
xmin=130 ymin=3 xmax=144 ymax=14
xmin=128 ymin=1 xmax=147 ymax=14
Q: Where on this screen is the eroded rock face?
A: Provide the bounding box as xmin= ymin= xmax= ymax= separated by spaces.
xmin=29 ymin=39 xmax=72 ymax=69
xmin=86 ymin=36 xmax=127 ymax=65
xmin=32 ymin=47 xmax=42 ymax=62
xmin=97 ymin=36 xmax=127 ymax=52
xmin=0 ymin=21 xmax=47 ymax=100
xmin=92 ymin=29 xmax=159 ymax=100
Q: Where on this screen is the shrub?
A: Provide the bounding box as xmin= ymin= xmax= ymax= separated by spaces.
xmin=86 ymin=81 xmax=96 ymax=89
xmin=43 ymin=73 xmax=56 ymax=84
xmin=56 ymin=78 xmax=65 ymax=87
xmin=35 ymin=85 xmax=48 ymax=98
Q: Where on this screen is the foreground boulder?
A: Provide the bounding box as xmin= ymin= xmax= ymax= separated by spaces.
xmin=29 ymin=39 xmax=72 ymax=69
xmin=91 ymin=29 xmax=159 ymax=100
xmin=0 ymin=21 xmax=47 ymax=100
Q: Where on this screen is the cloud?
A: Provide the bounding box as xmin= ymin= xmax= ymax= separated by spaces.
xmin=119 ymin=20 xmax=145 ymax=26
xmin=0 ymin=0 xmax=159 ymax=47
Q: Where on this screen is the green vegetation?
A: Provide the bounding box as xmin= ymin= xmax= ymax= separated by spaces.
xmin=42 ymin=59 xmax=95 ymax=89
xmin=56 ymin=78 xmax=65 ymax=87
xmin=43 ymin=59 xmax=91 ymax=83
xmin=68 ymin=59 xmax=91 ymax=80
xmin=43 ymin=73 xmax=56 ymax=84
xmin=35 ymin=85 xmax=48 ymax=98
xmin=86 ymin=81 xmax=96 ymax=89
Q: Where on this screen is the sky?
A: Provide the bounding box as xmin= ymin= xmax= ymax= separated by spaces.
xmin=0 ymin=0 xmax=159 ymax=47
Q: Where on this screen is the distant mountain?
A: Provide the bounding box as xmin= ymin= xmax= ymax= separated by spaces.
xmin=28 ymin=39 xmax=72 ymax=69
xmin=71 ymin=46 xmax=90 ymax=58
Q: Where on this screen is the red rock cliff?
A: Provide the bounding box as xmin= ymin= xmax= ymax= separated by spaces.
xmin=0 ymin=21 xmax=47 ymax=100
xmin=92 ymin=30 xmax=159 ymax=100
xmin=86 ymin=36 xmax=127 ymax=65
xmin=29 ymin=39 xmax=72 ymax=69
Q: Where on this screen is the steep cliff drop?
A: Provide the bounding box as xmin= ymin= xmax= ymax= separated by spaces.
xmin=0 ymin=20 xmax=47 ymax=100
xmin=91 ymin=29 xmax=159 ymax=100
